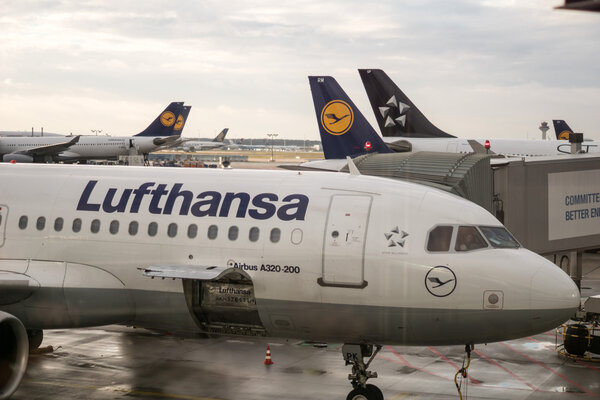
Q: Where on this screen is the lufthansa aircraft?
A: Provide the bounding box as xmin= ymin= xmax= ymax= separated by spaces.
xmin=359 ymin=69 xmax=600 ymax=156
xmin=0 ymin=161 xmax=579 ymax=399
xmin=0 ymin=102 xmax=190 ymax=163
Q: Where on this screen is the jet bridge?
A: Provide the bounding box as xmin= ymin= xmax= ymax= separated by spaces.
xmin=339 ymin=151 xmax=493 ymax=213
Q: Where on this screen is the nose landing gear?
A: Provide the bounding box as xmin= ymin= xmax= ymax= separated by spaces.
xmin=343 ymin=343 xmax=383 ymax=400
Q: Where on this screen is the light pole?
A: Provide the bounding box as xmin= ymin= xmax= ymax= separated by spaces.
xmin=91 ymin=129 xmax=102 ymax=136
xmin=267 ymin=133 xmax=278 ymax=162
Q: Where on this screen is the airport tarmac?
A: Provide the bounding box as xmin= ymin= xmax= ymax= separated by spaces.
xmin=12 ymin=256 xmax=600 ymax=400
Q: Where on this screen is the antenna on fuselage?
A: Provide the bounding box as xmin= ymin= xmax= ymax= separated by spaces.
xmin=346 ymin=156 xmax=361 ymax=176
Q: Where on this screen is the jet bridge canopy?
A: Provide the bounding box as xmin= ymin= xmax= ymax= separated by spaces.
xmin=340 ymin=152 xmax=494 ymax=212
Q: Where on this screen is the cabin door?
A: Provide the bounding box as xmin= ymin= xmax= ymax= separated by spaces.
xmin=320 ymin=195 xmax=372 ymax=288
xmin=0 ymin=205 xmax=7 ymax=247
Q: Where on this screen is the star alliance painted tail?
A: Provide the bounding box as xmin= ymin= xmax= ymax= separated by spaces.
xmin=135 ymin=102 xmax=186 ymax=137
xmin=553 ymin=120 xmax=574 ymax=140
xmin=308 ymin=76 xmax=392 ymax=159
xmin=358 ymin=69 xmax=455 ymax=138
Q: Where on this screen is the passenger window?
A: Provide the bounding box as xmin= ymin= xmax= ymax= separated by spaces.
xmin=36 ymin=217 xmax=46 ymax=231
xmin=207 ymin=225 xmax=218 ymax=240
xmin=249 ymin=227 xmax=259 ymax=242
xmin=72 ymin=218 xmax=82 ymax=233
xmin=228 ymin=226 xmax=238 ymax=241
xmin=109 ymin=220 xmax=119 ymax=235
xmin=427 ymin=226 xmax=453 ymax=252
xmin=270 ymin=228 xmax=281 ymax=243
xmin=455 ymin=226 xmax=487 ymax=252
xmin=129 ymin=221 xmax=138 ymax=236
xmin=168 ymin=223 xmax=178 ymax=238
xmin=291 ymin=228 xmax=303 ymax=245
xmin=18 ymin=215 xmax=28 ymax=230
xmin=91 ymin=219 xmax=100 ymax=234
xmin=54 ymin=217 xmax=64 ymax=232
xmin=148 ymin=222 xmax=158 ymax=237
xmin=479 ymin=226 xmax=520 ymax=249
xmin=187 ymin=224 xmax=198 ymax=239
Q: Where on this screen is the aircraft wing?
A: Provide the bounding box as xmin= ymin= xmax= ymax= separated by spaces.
xmin=14 ymin=135 xmax=81 ymax=157
xmin=138 ymin=265 xmax=232 ymax=280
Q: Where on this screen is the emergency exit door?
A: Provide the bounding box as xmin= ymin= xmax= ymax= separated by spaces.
xmin=0 ymin=205 xmax=7 ymax=247
xmin=319 ymin=195 xmax=372 ymax=288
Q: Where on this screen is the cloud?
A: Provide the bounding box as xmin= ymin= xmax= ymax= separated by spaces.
xmin=0 ymin=0 xmax=598 ymax=139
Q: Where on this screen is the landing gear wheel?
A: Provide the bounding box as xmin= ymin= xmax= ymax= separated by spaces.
xmin=366 ymin=384 xmax=384 ymax=400
xmin=347 ymin=387 xmax=374 ymax=400
xmin=27 ymin=329 xmax=43 ymax=351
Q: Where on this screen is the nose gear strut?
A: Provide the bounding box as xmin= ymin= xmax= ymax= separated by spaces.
xmin=343 ymin=343 xmax=383 ymax=400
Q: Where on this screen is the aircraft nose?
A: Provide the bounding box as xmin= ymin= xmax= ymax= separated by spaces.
xmin=530 ymin=259 xmax=580 ymax=325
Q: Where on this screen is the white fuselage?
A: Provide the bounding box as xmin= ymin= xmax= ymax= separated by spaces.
xmin=384 ymin=137 xmax=600 ymax=157
xmin=0 ymin=164 xmax=579 ymax=346
xmin=0 ymin=135 xmax=164 ymax=161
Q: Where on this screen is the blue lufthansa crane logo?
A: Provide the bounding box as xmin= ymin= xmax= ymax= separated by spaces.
xmin=425 ymin=266 xmax=457 ymax=297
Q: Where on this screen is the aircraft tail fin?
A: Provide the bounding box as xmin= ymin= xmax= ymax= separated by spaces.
xmin=134 ymin=102 xmax=185 ymax=137
xmin=173 ymin=106 xmax=191 ymax=136
xmin=213 ymin=128 xmax=229 ymax=142
xmin=553 ymin=120 xmax=574 ymax=140
xmin=358 ymin=69 xmax=455 ymax=138
xmin=308 ymin=76 xmax=392 ymax=159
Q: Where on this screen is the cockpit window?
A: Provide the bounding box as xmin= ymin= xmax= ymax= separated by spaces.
xmin=455 ymin=226 xmax=488 ymax=252
xmin=479 ymin=226 xmax=520 ymax=249
xmin=427 ymin=226 xmax=453 ymax=252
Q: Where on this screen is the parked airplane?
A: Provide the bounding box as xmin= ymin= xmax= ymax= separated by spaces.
xmin=359 ymin=69 xmax=600 ymax=156
xmin=0 ymin=162 xmax=579 ymax=399
xmin=180 ymin=128 xmax=229 ymax=151
xmin=0 ymin=102 xmax=188 ymax=163
xmin=553 ymin=120 xmax=574 ymax=140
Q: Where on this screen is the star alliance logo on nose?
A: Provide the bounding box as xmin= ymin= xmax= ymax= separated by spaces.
xmin=160 ymin=111 xmax=176 ymax=127
xmin=425 ymin=266 xmax=457 ymax=297
xmin=385 ymin=226 xmax=408 ymax=247
xmin=321 ymin=100 xmax=354 ymax=135
xmin=379 ymin=95 xmax=410 ymax=129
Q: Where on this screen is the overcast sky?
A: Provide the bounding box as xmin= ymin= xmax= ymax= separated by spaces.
xmin=1 ymin=0 xmax=598 ymax=140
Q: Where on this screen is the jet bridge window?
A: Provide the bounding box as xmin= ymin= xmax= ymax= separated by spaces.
xmin=109 ymin=220 xmax=119 ymax=235
xmin=148 ymin=222 xmax=158 ymax=237
xmin=72 ymin=218 xmax=82 ymax=233
xmin=129 ymin=221 xmax=138 ymax=236
xmin=90 ymin=219 xmax=101 ymax=234
xmin=36 ymin=217 xmax=46 ymax=231
xmin=455 ymin=226 xmax=488 ymax=252
xmin=168 ymin=223 xmax=178 ymax=238
xmin=54 ymin=217 xmax=63 ymax=232
xmin=187 ymin=224 xmax=198 ymax=239
xmin=427 ymin=226 xmax=453 ymax=252
xmin=18 ymin=216 xmax=28 ymax=230
xmin=479 ymin=226 xmax=520 ymax=249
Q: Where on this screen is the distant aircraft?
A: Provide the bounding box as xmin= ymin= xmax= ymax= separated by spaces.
xmin=553 ymin=120 xmax=574 ymax=140
xmin=359 ymin=69 xmax=600 ymax=156
xmin=0 ymin=162 xmax=579 ymax=399
xmin=180 ymin=128 xmax=229 ymax=151
xmin=308 ymin=76 xmax=392 ymax=159
xmin=0 ymin=102 xmax=189 ymax=163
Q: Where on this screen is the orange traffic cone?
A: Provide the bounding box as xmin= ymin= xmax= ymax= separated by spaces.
xmin=264 ymin=345 xmax=274 ymax=365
